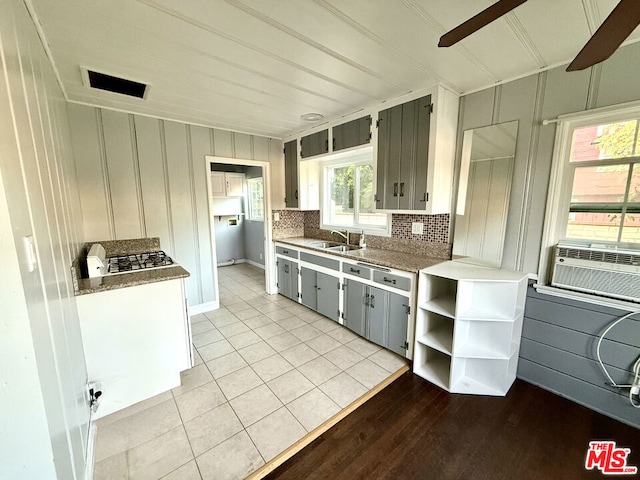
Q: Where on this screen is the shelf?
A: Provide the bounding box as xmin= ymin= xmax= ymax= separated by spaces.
xmin=417 ymin=327 xmax=453 ymax=355
xmin=419 ymin=294 xmax=455 ymax=318
xmin=454 ymin=342 xmax=509 ymax=359
xmin=449 ymin=375 xmax=504 ymax=396
xmin=414 ymin=358 xmax=450 ymax=391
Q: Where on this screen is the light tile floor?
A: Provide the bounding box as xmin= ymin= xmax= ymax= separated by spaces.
xmin=93 ymin=263 xmax=408 ymax=480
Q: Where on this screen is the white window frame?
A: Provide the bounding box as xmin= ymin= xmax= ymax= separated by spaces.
xmin=538 ymin=100 xmax=640 ymax=286
xmin=320 ymin=147 xmax=391 ymax=236
xmin=246 ymin=177 xmax=264 ymax=221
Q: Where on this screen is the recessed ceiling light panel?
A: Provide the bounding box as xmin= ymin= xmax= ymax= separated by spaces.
xmin=301 ymin=113 xmax=324 ymax=122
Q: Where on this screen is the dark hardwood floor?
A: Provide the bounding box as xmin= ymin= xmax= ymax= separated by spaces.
xmin=266 ymin=373 xmax=640 ymax=480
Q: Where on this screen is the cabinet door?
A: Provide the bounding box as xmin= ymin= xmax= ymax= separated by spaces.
xmin=289 ymin=261 xmax=299 ymax=301
xmin=316 ymin=271 xmax=339 ymax=321
xmin=333 ymin=116 xmax=371 ymax=152
xmin=398 ymin=99 xmax=417 ymax=210
xmin=367 ymin=285 xmax=388 ymax=348
xmin=284 ymin=140 xmax=298 ymax=208
xmin=413 ymin=95 xmax=431 ymax=208
xmin=225 ymin=173 xmax=245 ymax=196
xmin=211 ymin=172 xmax=226 ymax=197
xmin=301 ymin=130 xmax=328 ymax=158
xmin=376 ymin=104 xmax=403 ymax=209
xmin=300 ymin=267 xmax=317 ymax=311
xmin=343 ymin=278 xmax=367 ymax=337
xmin=277 ymin=259 xmax=290 ymax=299
xmin=387 ymin=291 xmax=410 ymax=357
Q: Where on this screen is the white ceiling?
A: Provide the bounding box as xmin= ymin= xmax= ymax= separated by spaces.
xmin=28 ymin=0 xmax=640 ymax=138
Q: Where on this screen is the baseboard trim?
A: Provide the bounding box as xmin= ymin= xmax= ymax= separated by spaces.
xmin=245 ymin=259 xmax=266 ymax=270
xmin=189 ymin=301 xmax=219 ymax=315
xmin=245 ymin=364 xmax=410 ymax=480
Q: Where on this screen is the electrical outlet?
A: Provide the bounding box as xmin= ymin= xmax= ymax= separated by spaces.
xmin=274 ymin=212 xmax=280 ymax=222
xmin=411 ymin=222 xmax=424 ymax=235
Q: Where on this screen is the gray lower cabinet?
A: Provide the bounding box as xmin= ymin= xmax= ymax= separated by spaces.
xmin=301 ymin=267 xmax=340 ymax=321
xmin=277 ymin=258 xmax=299 ymax=301
xmin=343 ymin=278 xmax=410 ymax=356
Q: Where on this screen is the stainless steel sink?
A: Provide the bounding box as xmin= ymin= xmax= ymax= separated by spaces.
xmin=326 ymin=244 xmax=361 ymax=252
xmin=310 ymin=241 xmax=360 ymax=252
xmin=309 ymin=241 xmax=342 ymax=248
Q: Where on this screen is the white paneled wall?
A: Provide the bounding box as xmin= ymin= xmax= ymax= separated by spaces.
xmin=0 ymin=1 xmax=88 ymax=479
xmin=68 ymin=105 xmax=283 ymax=306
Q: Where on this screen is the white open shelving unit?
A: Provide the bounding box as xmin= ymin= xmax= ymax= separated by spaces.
xmin=413 ymin=261 xmax=528 ymax=396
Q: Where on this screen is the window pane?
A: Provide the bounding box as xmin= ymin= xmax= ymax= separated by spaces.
xmin=357 ymin=164 xmax=387 ymax=227
xmin=570 ymin=121 xmax=638 ymax=162
xmin=566 ymin=212 xmax=621 ymax=241
xmin=571 ymin=165 xmax=629 ymax=203
xmin=248 ymin=179 xmax=264 ymax=220
xmin=329 ymin=165 xmax=354 ymax=227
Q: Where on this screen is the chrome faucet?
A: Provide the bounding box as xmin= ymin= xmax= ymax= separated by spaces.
xmin=330 ymin=229 xmax=349 ymax=244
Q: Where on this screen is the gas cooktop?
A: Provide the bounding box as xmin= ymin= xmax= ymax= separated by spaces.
xmin=107 ymin=251 xmax=174 ymax=274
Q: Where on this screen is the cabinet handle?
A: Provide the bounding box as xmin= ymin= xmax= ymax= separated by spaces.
xmin=284 ymin=265 xmax=289 ymax=274
xmin=283 ymin=249 xmax=289 ymax=254
xmin=399 ymin=182 xmax=405 ymax=197
xmin=369 ymin=295 xmax=375 ymax=308
xmin=226 ymin=181 xmax=230 ymax=193
xmin=325 ymin=139 xmax=329 ymax=151
xmin=420 ymin=192 xmax=427 ymax=202
xmin=393 ymin=183 xmax=398 ymax=197
xmin=383 ymin=276 xmax=397 ymax=285
xmin=316 ymin=285 xmax=321 ymax=290
xmin=364 ymin=293 xmax=370 ymax=306
xmin=350 ymin=267 xmax=360 ymax=274
xmin=295 ymin=189 xmax=298 ymax=200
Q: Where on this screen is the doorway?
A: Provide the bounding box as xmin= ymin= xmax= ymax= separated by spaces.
xmin=205 ymin=155 xmax=275 ymax=307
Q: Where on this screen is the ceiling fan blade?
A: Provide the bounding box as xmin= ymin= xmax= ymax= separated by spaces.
xmin=439 ymin=0 xmax=528 ymax=47
xmin=567 ymin=0 xmax=640 ymax=71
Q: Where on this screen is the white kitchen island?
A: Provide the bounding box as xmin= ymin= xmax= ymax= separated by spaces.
xmin=75 ymin=256 xmax=191 ymax=420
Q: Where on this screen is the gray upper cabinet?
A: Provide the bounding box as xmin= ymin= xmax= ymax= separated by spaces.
xmin=376 ymin=94 xmax=432 ymax=211
xmin=332 ymin=115 xmax=371 ymax=152
xmin=300 ymin=129 xmax=328 ymax=158
xmin=284 ymin=140 xmax=298 ymax=208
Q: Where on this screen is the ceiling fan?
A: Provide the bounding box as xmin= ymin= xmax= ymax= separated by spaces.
xmin=438 ymin=0 xmax=640 ymax=72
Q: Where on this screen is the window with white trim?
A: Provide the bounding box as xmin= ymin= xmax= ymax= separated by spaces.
xmin=246 ymin=177 xmax=264 ymax=221
xmin=539 ymin=103 xmax=640 ymax=285
xmin=321 ymin=148 xmax=390 ymax=234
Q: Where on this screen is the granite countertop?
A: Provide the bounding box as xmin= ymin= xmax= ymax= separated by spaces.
xmin=274 ymin=237 xmax=445 ymax=273
xmin=75 ymin=265 xmax=190 ymax=296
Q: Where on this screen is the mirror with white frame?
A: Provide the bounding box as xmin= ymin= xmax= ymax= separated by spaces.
xmin=453 ymin=120 xmax=518 ymax=268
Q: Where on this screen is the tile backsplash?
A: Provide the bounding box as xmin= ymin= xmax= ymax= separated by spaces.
xmin=272 ymin=209 xmax=452 ymax=259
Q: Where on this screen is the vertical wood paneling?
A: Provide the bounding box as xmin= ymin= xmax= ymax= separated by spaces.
xmin=101 ymin=110 xmax=142 ymax=239
xmin=134 ymin=115 xmax=172 ymax=249
xmin=0 ymin=1 xmax=88 ymax=477
xmin=190 ymin=125 xmax=215 ymax=304
xmin=596 ymin=45 xmax=640 ymax=109
xmin=253 ymin=136 xmax=270 ymax=161
xmin=234 ymin=132 xmax=252 ymax=159
xmin=68 ymin=105 xmax=111 ymax=240
xmin=213 ymin=129 xmax=234 ymax=158
xmin=163 ymin=120 xmax=199 ymax=304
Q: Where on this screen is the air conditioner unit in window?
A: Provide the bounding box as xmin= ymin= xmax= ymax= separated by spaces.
xmin=551 ymin=241 xmax=640 ymax=303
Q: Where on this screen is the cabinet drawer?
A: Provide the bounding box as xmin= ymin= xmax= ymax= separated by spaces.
xmin=373 ymin=271 xmax=411 ymax=291
xmin=276 ymin=246 xmax=299 ymax=259
xmin=300 ymin=252 xmax=339 ymax=271
xmin=342 ymin=263 xmax=371 ymax=280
